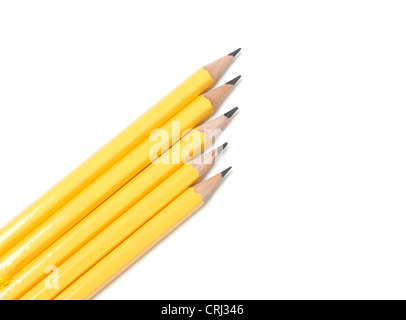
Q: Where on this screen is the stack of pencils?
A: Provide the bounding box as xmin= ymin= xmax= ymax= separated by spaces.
xmin=0 ymin=49 xmax=241 ymax=300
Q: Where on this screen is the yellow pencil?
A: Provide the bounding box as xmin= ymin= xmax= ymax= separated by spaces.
xmin=54 ymin=170 xmax=230 ymax=300
xmin=21 ymin=151 xmax=228 ymax=300
xmin=0 ymin=108 xmax=237 ymax=300
xmin=0 ymin=49 xmax=240 ymax=262
xmin=0 ymin=76 xmax=239 ymax=283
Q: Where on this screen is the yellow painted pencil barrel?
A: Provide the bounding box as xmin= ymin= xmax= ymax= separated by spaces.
xmin=0 ymin=50 xmax=240 ymax=258
xmin=54 ymin=171 xmax=228 ymax=300
xmin=0 ymin=79 xmax=238 ymax=281
xmin=58 ymin=190 xmax=203 ymax=300
xmin=21 ymin=154 xmax=224 ymax=300
xmin=0 ymin=108 xmax=237 ymax=300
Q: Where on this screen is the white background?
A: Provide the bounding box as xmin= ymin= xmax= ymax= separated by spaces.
xmin=1 ymin=1 xmax=406 ymax=300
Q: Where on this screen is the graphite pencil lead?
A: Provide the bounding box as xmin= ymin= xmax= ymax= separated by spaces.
xmin=217 ymin=142 xmax=228 ymax=155
xmin=224 ymin=107 xmax=238 ymax=118
xmin=226 ymin=75 xmax=241 ymax=86
xmin=228 ymin=48 xmax=241 ymax=57
xmin=221 ymin=166 xmax=232 ymax=177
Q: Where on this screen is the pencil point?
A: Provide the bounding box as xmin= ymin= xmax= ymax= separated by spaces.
xmin=226 ymin=75 xmax=241 ymax=86
xmin=228 ymin=48 xmax=241 ymax=57
xmin=224 ymin=107 xmax=238 ymax=118
xmin=217 ymin=142 xmax=228 ymax=155
xmin=221 ymin=166 xmax=232 ymax=177
xmin=203 ymin=81 xmax=237 ymax=111
xmin=204 ymin=51 xmax=239 ymax=83
xmin=197 ymin=111 xmax=235 ymax=138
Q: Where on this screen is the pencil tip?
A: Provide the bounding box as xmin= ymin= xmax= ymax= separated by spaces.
xmin=228 ymin=48 xmax=241 ymax=57
xmin=224 ymin=107 xmax=238 ymax=118
xmin=217 ymin=142 xmax=228 ymax=154
xmin=226 ymin=75 xmax=241 ymax=86
xmin=221 ymin=166 xmax=232 ymax=177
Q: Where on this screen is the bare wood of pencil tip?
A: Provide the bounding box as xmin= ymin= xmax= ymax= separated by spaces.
xmin=193 ymin=167 xmax=232 ymax=202
xmin=190 ymin=142 xmax=228 ymax=178
xmin=203 ymin=76 xmax=240 ymax=110
xmin=203 ymin=48 xmax=241 ymax=83
xmin=197 ymin=106 xmax=239 ymax=143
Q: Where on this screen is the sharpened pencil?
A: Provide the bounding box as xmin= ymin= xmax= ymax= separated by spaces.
xmin=54 ymin=169 xmax=231 ymax=300
xmin=0 ymin=49 xmax=240 ymax=261
xmin=0 ymin=108 xmax=237 ymax=300
xmin=22 ymin=153 xmax=229 ymax=300
xmin=0 ymin=76 xmax=240 ymax=283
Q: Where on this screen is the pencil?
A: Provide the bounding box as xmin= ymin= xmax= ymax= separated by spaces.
xmin=0 ymin=49 xmax=240 ymax=262
xmin=0 ymin=76 xmax=239 ymax=282
xmin=54 ymin=169 xmax=230 ymax=300
xmin=0 ymin=108 xmax=237 ymax=300
xmin=21 ymin=150 xmax=227 ymax=300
